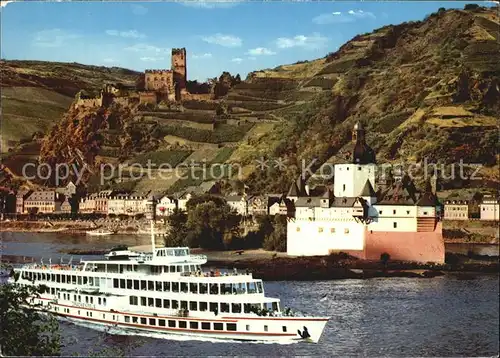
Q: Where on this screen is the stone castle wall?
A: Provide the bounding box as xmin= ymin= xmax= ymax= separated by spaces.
xmin=75 ymin=96 xmax=102 ymax=109
xmin=145 ymin=69 xmax=174 ymax=93
xmin=364 ymin=222 xmax=445 ymax=263
xmin=181 ymin=93 xmax=213 ymax=101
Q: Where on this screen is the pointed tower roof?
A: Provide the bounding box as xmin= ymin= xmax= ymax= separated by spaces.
xmin=352 ymin=122 xmax=376 ymax=164
xmin=287 ymin=181 xmax=300 ymax=197
xmin=296 ymin=175 xmax=307 ymax=196
xmin=322 ymin=187 xmax=333 ymax=199
xmin=359 ymin=180 xmax=376 ymax=197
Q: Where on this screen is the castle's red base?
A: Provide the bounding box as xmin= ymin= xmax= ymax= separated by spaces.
xmin=339 ymin=222 xmax=445 ymax=263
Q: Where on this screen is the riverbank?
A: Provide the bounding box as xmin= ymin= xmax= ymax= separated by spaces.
xmin=1 ymin=220 xmax=498 ymax=244
xmin=3 ymin=246 xmax=497 ymax=281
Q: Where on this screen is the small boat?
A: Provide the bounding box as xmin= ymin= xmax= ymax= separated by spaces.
xmin=86 ymin=229 xmax=115 ymax=236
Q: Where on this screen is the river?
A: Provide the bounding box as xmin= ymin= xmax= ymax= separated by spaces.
xmin=1 ymin=232 xmax=499 ymax=356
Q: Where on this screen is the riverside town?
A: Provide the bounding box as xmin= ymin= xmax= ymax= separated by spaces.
xmin=0 ymin=1 xmax=498 ymax=356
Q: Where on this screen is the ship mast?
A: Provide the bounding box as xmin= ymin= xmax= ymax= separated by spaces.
xmin=150 ymin=220 xmax=156 ymax=254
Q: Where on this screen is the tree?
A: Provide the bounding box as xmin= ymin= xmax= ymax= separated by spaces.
xmin=186 ymin=201 xmax=240 ymax=249
xmin=0 ymin=283 xmax=61 ymax=356
xmin=164 ymin=208 xmax=188 ymax=247
xmin=263 ymin=215 xmax=287 ymax=252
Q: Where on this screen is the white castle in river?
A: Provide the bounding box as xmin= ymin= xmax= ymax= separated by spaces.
xmin=287 ymin=122 xmax=444 ymax=263
xmin=9 ymin=226 xmax=329 ymax=343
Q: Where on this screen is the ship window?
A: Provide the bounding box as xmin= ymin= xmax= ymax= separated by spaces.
xmin=141 ymin=297 xmax=146 ymax=306
xmin=256 ymin=282 xmax=263 ymax=293
xmin=209 ymin=303 xmax=218 ymax=313
xmin=199 ymin=283 xmax=208 ymax=294
xmin=159 ymin=319 xmax=166 ymax=327
xmin=190 ymin=265 xmax=196 ymax=272
xmin=227 ymin=323 xmax=237 ymax=331
xmin=156 ymin=298 xmax=162 ymax=308
xmin=393 ymin=210 xmax=396 ymax=214
xmin=180 ymin=301 xmax=188 ymax=310
xmin=103 ymin=298 xmax=106 ymax=306
xmin=246 ymin=325 xmax=250 ymax=331
xmin=214 ymin=323 xmax=223 ymax=331
xmin=56 ymin=274 xmax=60 ymax=283
xmin=130 ymin=296 xmax=138 ymax=305
xmin=90 ymin=297 xmax=93 ymax=304
xmin=74 ymin=294 xmax=77 ymax=301
xmin=163 ymin=299 xmax=170 ymax=308
xmin=282 ymin=326 xmax=287 ymax=332
xmin=179 ymin=321 xmax=187 ymax=329
xmin=127 ymin=279 xmax=132 ymax=289
xmin=119 ymin=279 xmax=125 ymax=289
xmin=393 ymin=222 xmax=397 ymax=228
xmin=180 ymin=283 xmax=188 ymax=293
xmin=148 ymin=298 xmax=154 ymax=307
xmin=89 ymin=277 xmax=94 ymax=286
xmin=231 ymin=303 xmax=242 ymax=313
xmin=125 ymin=316 xmax=130 ymax=323
xmin=247 ymin=282 xmax=257 ymax=294
xmin=189 ymin=301 xmax=197 ymax=311
xmin=149 ymin=318 xmax=156 ymax=326
xmin=177 ymin=265 xmax=183 ymax=272
xmin=140 ymin=317 xmax=147 ymax=325
xmin=78 ymin=295 xmax=81 ymax=302
xmin=172 ymin=300 xmax=179 ymax=309
xmin=78 ymin=276 xmax=82 ymax=285
xmin=85 ymin=296 xmax=89 ymax=303
xmin=199 ymin=302 xmax=208 ymax=311
xmin=168 ymin=320 xmax=176 ymax=328
xmin=424 ymin=211 xmax=428 ymax=215
xmin=221 ymin=283 xmax=231 ymax=295
xmin=148 ymin=281 xmax=154 ymax=290
xmin=184 ymin=265 xmax=190 ymax=273
xmin=156 ymin=281 xmax=162 ymax=291
xmin=163 ymin=282 xmax=170 ymax=291
xmin=134 ymin=280 xmax=139 ymax=290
xmin=132 ymin=316 xmax=138 ymax=323
xmin=379 ymin=210 xmax=382 ymax=215
xmin=189 ymin=283 xmax=198 ymax=293
xmin=264 ymin=325 xmax=268 ymax=332
xmin=190 ymin=321 xmax=198 ymax=329
xmin=172 ymin=282 xmax=179 ymax=292
xmin=78 ymin=310 xmax=80 ymax=315
xmin=220 ymin=303 xmax=229 ymax=313
xmin=61 ymin=275 xmax=66 ymax=283
xmin=201 ymin=322 xmax=210 ymax=330
xmin=209 ymin=283 xmax=219 ymax=295
xmin=83 ymin=277 xmax=87 ymax=284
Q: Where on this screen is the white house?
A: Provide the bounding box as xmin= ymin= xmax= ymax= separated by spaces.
xmin=156 ymin=195 xmax=178 ymax=217
xmin=480 ymin=195 xmax=499 ymax=221
xmin=225 ymin=195 xmax=248 ymax=216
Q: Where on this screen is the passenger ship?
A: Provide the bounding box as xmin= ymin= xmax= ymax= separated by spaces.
xmin=9 ymin=229 xmax=329 ymax=343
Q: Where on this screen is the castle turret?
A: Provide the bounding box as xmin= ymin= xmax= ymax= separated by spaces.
xmin=352 ymin=122 xmax=376 ymax=164
xmin=171 ymin=48 xmax=187 ymax=97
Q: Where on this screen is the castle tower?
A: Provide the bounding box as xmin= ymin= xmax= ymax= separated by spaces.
xmin=171 ymin=48 xmax=187 ymax=96
xmin=352 ymin=122 xmax=376 ymax=165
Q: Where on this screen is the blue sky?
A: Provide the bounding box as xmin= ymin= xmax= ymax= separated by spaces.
xmin=0 ymin=1 xmax=495 ymax=81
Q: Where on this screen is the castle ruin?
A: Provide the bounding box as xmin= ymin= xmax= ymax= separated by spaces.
xmin=73 ymin=47 xmax=212 ymax=109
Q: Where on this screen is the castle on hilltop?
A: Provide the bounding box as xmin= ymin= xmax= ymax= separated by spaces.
xmin=74 ymin=48 xmax=211 ymax=109
xmin=144 ymin=48 xmax=187 ymax=101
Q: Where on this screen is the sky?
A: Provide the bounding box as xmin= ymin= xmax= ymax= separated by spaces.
xmin=0 ymin=1 xmax=496 ymax=81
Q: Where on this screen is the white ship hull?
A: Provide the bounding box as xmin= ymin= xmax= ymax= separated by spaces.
xmin=36 ymin=296 xmax=327 ymax=343
xmin=12 ymin=242 xmax=329 ymax=344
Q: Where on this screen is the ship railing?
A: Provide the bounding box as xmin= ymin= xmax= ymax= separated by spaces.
xmin=21 ymin=263 xmax=83 ymax=271
xmin=180 ymin=270 xmax=250 ymax=278
xmin=189 ymin=254 xmax=208 ymax=261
